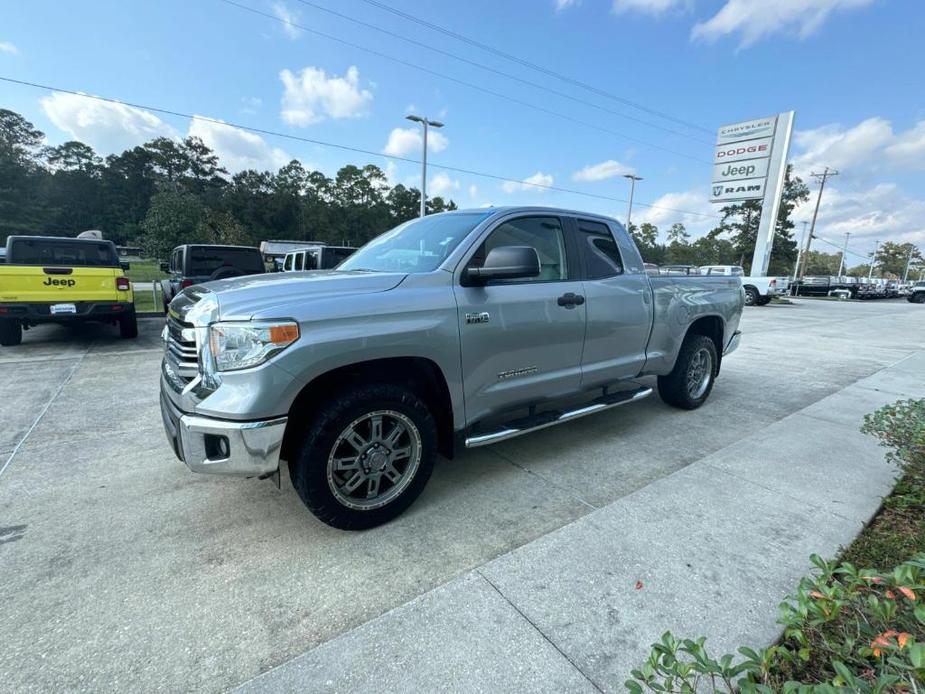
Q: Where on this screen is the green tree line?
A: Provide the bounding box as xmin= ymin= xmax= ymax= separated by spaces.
xmin=0 ymin=108 xmax=456 ymax=257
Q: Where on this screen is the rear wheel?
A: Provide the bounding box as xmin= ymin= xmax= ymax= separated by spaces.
xmin=658 ymin=334 xmax=717 ymax=410
xmin=743 ymin=286 xmax=759 ymax=306
xmin=119 ymin=309 xmax=138 ymax=339
xmin=0 ymin=319 xmax=22 ymax=347
xmin=289 ymin=383 xmax=438 ymax=530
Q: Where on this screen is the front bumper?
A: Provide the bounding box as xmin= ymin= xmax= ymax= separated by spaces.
xmin=159 ymin=390 xmax=287 ymax=476
xmin=724 ymin=330 xmax=742 ymax=356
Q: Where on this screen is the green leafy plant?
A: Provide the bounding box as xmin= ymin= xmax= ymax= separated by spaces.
xmin=627 ymin=399 xmax=925 ymax=693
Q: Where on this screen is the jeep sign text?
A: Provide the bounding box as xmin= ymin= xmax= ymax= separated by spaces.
xmin=711 ymin=158 xmax=770 ymax=183
xmin=43 ymin=277 xmax=77 ymax=287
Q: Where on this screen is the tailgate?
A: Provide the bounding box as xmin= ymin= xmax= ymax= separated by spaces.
xmin=0 ymin=266 xmax=123 ymax=303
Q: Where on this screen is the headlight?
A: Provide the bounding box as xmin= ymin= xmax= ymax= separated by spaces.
xmin=208 ymin=321 xmax=299 ymax=372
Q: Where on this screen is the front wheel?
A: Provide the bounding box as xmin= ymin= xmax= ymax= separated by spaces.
xmin=289 ymin=383 xmax=438 ymax=530
xmin=658 ymin=334 xmax=718 ymax=410
xmin=0 ymin=319 xmax=22 ymax=347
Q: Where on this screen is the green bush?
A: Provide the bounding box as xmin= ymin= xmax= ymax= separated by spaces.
xmin=627 ymin=399 xmax=925 ymax=693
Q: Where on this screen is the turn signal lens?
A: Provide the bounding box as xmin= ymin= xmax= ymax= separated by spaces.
xmin=269 ymin=324 xmax=300 ymax=344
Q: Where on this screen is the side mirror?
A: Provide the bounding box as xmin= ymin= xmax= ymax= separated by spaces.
xmin=466 ymin=246 xmax=541 ymax=284
xmin=120 ymin=262 xmax=131 ymax=271
xmin=159 ymin=261 xmax=169 ymax=273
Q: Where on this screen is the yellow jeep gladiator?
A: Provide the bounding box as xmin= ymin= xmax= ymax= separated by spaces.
xmin=0 ymin=235 xmax=137 ymax=346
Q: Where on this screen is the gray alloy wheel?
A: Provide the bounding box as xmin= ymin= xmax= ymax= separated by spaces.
xmin=744 ymin=286 xmax=758 ymax=306
xmin=686 ymin=347 xmax=713 ymax=400
xmin=326 ymin=410 xmax=422 ymax=511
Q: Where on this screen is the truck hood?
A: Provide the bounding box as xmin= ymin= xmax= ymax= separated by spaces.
xmin=199 ymin=271 xmax=408 ymax=320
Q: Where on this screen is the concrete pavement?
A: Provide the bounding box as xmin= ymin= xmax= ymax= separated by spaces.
xmin=1 ymin=299 xmax=924 ymax=691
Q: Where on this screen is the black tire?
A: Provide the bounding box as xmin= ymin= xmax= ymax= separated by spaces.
xmin=0 ymin=319 xmax=22 ymax=347
xmin=743 ymin=286 xmax=759 ymax=306
xmin=755 ymin=296 xmax=771 ymax=306
xmin=657 ymin=334 xmax=718 ymax=410
xmin=911 ymin=292 xmax=925 ymax=304
xmin=289 ymin=383 xmax=438 ymax=530
xmin=208 ymin=267 xmax=245 ymax=281
xmin=119 ymin=309 xmax=138 ymax=339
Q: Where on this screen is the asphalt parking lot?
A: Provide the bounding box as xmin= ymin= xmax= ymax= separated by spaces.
xmin=1 ymin=299 xmax=924 ymax=692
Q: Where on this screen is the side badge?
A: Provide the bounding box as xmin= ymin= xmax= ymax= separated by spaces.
xmin=465 ymin=312 xmax=490 ymax=324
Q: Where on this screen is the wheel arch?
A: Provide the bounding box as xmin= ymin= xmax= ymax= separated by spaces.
xmin=283 ymin=356 xmax=456 ymax=462
xmin=683 ymin=315 xmax=725 ymax=373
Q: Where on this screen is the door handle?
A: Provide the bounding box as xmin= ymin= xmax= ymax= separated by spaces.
xmin=557 ymin=292 xmax=585 ymax=307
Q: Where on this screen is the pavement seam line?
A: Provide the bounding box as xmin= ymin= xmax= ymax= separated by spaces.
xmin=484 ymin=447 xmax=599 ymax=511
xmin=475 ymin=569 xmax=606 ymax=694
xmin=0 ymin=349 xmax=90 ymax=481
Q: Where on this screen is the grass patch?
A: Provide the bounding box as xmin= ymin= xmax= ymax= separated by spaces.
xmin=133 ymin=289 xmax=162 ymax=314
xmin=627 ymin=399 xmax=925 ymax=693
xmin=124 ymin=259 xmax=167 ymax=282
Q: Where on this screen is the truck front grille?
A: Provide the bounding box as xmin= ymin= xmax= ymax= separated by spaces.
xmin=165 ymin=315 xmax=199 ymax=383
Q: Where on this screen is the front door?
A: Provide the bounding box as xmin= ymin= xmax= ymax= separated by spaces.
xmin=454 ymin=214 xmax=587 ymax=425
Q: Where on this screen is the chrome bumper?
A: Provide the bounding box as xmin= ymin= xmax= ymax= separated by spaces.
xmin=160 ymin=391 xmax=287 ymax=476
xmin=724 ymin=330 xmax=742 ymax=356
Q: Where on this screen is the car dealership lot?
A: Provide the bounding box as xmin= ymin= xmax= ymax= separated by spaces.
xmin=1 ymin=300 xmax=924 ymax=692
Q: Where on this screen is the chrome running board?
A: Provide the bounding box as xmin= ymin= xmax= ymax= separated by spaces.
xmin=465 ymin=386 xmax=653 ymax=449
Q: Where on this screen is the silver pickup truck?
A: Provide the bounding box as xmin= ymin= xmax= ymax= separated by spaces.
xmin=160 ymin=207 xmax=743 ymax=529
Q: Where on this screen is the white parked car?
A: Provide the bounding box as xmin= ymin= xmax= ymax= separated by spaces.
xmin=698 ymin=265 xmax=790 ymax=306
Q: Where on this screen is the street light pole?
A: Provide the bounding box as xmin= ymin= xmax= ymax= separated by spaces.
xmin=836 ymin=232 xmax=850 ymax=278
xmin=406 ymin=114 xmax=444 ymax=218
xmin=903 ymin=247 xmax=914 ymax=283
xmin=623 ymin=174 xmax=643 ymax=229
xmin=868 ymin=240 xmax=880 ymax=280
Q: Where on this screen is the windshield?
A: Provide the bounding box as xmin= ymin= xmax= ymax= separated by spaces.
xmin=338 ymin=212 xmax=490 ymax=273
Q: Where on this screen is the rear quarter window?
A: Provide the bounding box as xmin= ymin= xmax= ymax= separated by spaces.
xmin=577 ymin=220 xmax=623 ymax=279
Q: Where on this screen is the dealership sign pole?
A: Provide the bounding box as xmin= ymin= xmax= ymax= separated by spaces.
xmin=710 ymin=111 xmax=794 ymax=277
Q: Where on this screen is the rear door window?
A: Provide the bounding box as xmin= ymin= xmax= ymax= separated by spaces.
xmin=190 ymin=247 xmax=264 ymax=276
xmin=294 ymin=252 xmax=304 ymax=271
xmin=576 ymin=220 xmax=623 ymax=279
xmin=10 ymin=239 xmax=118 ymax=267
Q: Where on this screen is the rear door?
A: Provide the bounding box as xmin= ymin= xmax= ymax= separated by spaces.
xmin=570 ymin=217 xmax=653 ymax=386
xmin=454 ymin=214 xmax=586 ymax=424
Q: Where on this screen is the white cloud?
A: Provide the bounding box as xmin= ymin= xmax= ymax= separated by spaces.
xmin=794 ymin=183 xmax=925 ymax=247
xmin=187 ymin=118 xmax=292 ymax=173
xmin=792 ymin=117 xmax=925 ymax=177
xmin=572 ymin=159 xmax=635 ymax=182
xmin=556 ymin=0 xmax=581 ymax=11
xmin=613 ymin=0 xmax=687 ymax=15
xmin=501 ymin=171 xmax=554 ymax=194
xmin=468 ymin=184 xmax=478 ymax=199
xmin=429 ymin=172 xmax=460 ymax=197
xmin=0 ymin=41 xmax=19 ymax=55
xmin=240 ymin=96 xmax=262 ymax=115
xmin=382 ymin=126 xmax=449 ymax=157
xmin=40 ymin=92 xmax=177 ymax=154
xmin=636 ymin=189 xmax=717 ymax=236
xmin=272 ymin=2 xmax=301 ymax=40
xmin=692 ymin=0 xmax=874 ymax=47
xmin=280 ymin=66 xmax=373 ymax=126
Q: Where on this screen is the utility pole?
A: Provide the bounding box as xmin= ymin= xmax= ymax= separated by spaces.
xmin=405 ymin=114 xmax=444 ymax=218
xmin=793 ymin=220 xmax=808 ymax=280
xmin=836 ymin=232 xmax=850 ymax=277
xmin=623 ymin=174 xmax=643 ymax=230
xmin=903 ymin=247 xmax=914 ymax=283
xmin=798 ymin=167 xmax=839 ymax=280
xmin=868 ymin=240 xmax=880 ymax=280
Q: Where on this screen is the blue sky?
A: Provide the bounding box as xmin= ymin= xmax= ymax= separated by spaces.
xmin=2 ymin=0 xmax=923 ymax=260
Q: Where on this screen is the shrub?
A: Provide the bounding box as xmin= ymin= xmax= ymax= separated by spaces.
xmin=626 ymin=399 xmax=925 ymax=693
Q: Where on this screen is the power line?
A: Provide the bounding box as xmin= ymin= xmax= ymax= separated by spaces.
xmin=289 ymin=0 xmax=713 ymax=146
xmin=219 ymin=0 xmax=712 ymax=165
xmin=356 ymin=0 xmax=713 ymax=136
xmin=0 ymin=76 xmax=722 ymax=220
